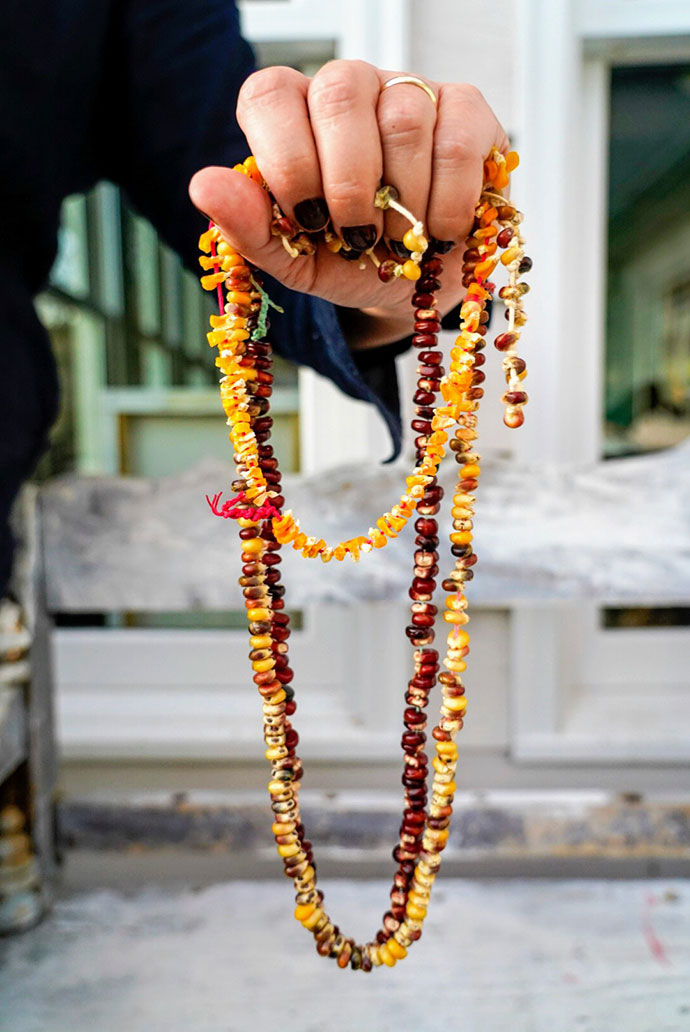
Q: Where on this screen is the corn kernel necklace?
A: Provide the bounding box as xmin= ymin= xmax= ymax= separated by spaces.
xmin=199 ymin=147 xmax=529 ymax=970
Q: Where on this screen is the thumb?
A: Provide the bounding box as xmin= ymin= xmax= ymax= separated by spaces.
xmin=189 ymin=166 xmax=317 ymax=294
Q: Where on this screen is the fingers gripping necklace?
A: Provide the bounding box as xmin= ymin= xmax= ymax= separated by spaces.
xmin=198 ymin=147 xmax=529 ymax=970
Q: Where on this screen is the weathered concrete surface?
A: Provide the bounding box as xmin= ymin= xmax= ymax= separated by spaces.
xmin=58 ymin=789 xmax=690 ymax=866
xmin=1 ymin=879 xmax=689 ymax=1031
xmin=41 ymin=440 xmax=690 ymax=611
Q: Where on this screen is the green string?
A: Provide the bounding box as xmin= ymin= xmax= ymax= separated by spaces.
xmin=250 ymin=276 xmax=285 ymax=340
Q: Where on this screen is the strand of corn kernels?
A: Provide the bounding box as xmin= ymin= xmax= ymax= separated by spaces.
xmin=201 ymin=246 xmax=487 ymax=558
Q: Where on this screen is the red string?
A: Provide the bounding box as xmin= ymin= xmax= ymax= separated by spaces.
xmin=209 ymin=221 xmax=225 ymax=315
xmin=206 ymin=491 xmax=281 ymax=523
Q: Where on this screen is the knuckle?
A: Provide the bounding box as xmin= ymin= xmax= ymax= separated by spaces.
xmin=434 ymin=129 xmax=478 ymax=171
xmin=457 ymin=81 xmax=487 ymax=108
xmin=237 ymin=66 xmax=300 ymax=115
xmin=309 ymin=77 xmax=359 ymax=119
xmin=325 ymin=177 xmax=366 ymax=210
xmin=378 ymin=104 xmax=427 ymax=149
xmin=309 ymin=60 xmax=374 ymax=118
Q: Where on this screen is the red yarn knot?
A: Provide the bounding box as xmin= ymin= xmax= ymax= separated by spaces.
xmin=206 ymin=491 xmax=281 ymax=522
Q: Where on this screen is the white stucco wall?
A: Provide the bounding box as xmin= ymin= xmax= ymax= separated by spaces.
xmin=409 ymin=0 xmax=518 ymax=136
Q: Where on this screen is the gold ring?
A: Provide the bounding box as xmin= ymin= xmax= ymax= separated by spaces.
xmin=381 ymin=75 xmax=437 ymax=107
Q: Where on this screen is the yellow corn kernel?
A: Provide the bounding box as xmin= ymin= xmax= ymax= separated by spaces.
xmin=428 ymin=828 xmax=450 ymax=845
xmin=241 ymin=538 xmax=264 ymax=555
xmin=402 ymin=259 xmax=421 ymax=281
xmin=501 ymin=247 xmax=521 ymax=266
xmin=253 ymin=658 xmax=276 ymax=674
xmin=294 ymin=903 xmax=315 ymax=922
xmin=298 ymin=865 xmax=315 ymax=886
xmin=247 ymin=608 xmax=271 ymax=622
xmin=406 ymin=903 xmax=427 ymax=922
xmin=436 ymin=741 xmax=458 ymax=760
xmin=272 ymin=821 xmax=295 ymax=836
xmin=277 ymin=842 xmax=300 ymax=859
xmin=378 ymin=943 xmax=397 ymax=967
xmin=444 ymin=611 xmax=469 ymax=626
xmin=267 ymin=780 xmax=289 ymax=796
xmin=435 ymin=776 xmax=457 ymax=792
xmin=444 ymin=659 xmax=467 ymax=673
xmin=403 ymin=229 xmax=427 ymax=253
xmin=505 ymin=150 xmax=520 ymax=172
xmin=444 ymin=696 xmax=467 ymax=713
xmin=249 ymin=634 xmax=271 ymax=649
xmin=301 ymin=907 xmax=325 ymax=931
xmin=226 ymin=290 xmax=252 ymax=304
xmin=387 ymin=939 xmax=408 ymax=960
xmin=450 ymin=531 xmax=473 ymax=545
xmin=265 ymin=746 xmax=288 ymax=762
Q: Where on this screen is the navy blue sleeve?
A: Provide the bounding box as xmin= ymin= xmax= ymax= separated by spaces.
xmin=103 ymin=0 xmax=408 ymax=458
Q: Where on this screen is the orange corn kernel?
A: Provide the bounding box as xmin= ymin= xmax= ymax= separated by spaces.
xmin=201 ymin=272 xmax=225 ymax=290
xmin=198 ymin=227 xmax=219 ymax=252
xmin=243 ymin=155 xmax=263 ymax=185
xmin=494 ymin=167 xmax=509 ymax=190
xmin=475 ymin=258 xmax=497 ymax=279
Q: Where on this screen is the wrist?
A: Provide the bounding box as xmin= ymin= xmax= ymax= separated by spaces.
xmin=338 ymin=305 xmax=412 ymax=353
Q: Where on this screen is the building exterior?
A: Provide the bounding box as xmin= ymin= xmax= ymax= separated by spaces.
xmin=40 ymin=0 xmax=690 ymax=802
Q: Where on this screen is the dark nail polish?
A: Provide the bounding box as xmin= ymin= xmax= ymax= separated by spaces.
xmin=294 ymin=197 xmax=330 ymax=232
xmin=340 ymin=248 xmax=364 ymax=262
xmin=429 ymin=237 xmax=455 ymax=255
xmin=388 ymin=238 xmax=411 ymax=260
xmin=342 ymin=224 xmax=377 ymax=251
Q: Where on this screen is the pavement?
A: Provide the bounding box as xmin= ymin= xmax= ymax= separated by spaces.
xmin=1 ymin=876 xmax=689 ymax=1031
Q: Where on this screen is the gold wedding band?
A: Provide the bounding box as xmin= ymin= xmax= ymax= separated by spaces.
xmin=381 ymin=75 xmax=437 ymax=107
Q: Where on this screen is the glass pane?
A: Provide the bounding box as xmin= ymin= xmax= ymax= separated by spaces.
xmin=120 ymin=410 xmax=299 ymax=476
xmin=605 ymin=64 xmax=690 ymax=456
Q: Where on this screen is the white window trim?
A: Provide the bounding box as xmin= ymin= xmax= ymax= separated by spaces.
xmin=511 ymin=0 xmax=690 ymax=763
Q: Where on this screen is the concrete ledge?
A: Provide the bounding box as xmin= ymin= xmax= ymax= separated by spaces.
xmin=59 ymin=790 xmax=690 ymax=876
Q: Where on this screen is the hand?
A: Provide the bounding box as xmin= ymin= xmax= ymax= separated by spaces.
xmin=189 ymin=61 xmax=509 ymax=350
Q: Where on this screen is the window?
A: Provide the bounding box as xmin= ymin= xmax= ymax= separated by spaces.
xmin=604 ymin=64 xmax=690 ymax=457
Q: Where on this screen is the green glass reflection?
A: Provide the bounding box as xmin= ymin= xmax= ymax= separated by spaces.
xmin=605 ymin=64 xmax=690 ymax=456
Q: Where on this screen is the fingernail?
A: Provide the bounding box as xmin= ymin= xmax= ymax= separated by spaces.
xmin=340 ymin=248 xmax=364 ymax=262
xmin=429 ymin=237 xmax=455 ymax=254
xmin=342 ymin=224 xmax=377 ymax=251
xmin=294 ymin=197 xmax=330 ymax=232
xmin=387 ymin=238 xmax=411 ymax=260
